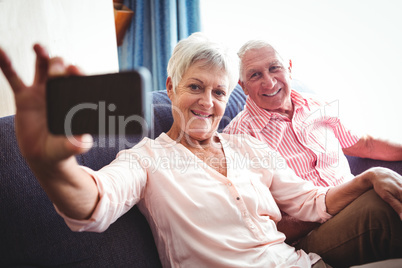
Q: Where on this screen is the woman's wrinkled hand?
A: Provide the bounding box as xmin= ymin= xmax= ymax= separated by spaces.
xmin=0 ymin=44 xmax=93 ymax=167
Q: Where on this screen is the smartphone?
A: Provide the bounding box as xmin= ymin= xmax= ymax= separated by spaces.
xmin=46 ymin=68 xmax=152 ymax=136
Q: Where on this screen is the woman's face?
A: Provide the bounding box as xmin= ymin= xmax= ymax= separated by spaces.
xmin=167 ymin=60 xmax=229 ymax=142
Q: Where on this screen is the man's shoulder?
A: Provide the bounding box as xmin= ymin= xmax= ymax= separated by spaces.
xmin=223 ymin=109 xmax=253 ymax=134
xmin=296 ymin=90 xmax=330 ymax=108
xmin=296 ymin=92 xmax=342 ymax=122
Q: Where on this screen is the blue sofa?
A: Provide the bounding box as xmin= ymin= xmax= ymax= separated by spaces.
xmin=1 ymin=83 xmax=401 ymax=267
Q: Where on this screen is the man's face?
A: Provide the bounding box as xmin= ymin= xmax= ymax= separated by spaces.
xmin=240 ymin=47 xmax=292 ymax=113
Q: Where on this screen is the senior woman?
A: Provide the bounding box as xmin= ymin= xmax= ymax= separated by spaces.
xmin=1 ymin=33 xmax=398 ymax=268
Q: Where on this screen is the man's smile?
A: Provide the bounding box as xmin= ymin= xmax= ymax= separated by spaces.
xmin=262 ymin=88 xmax=281 ymax=97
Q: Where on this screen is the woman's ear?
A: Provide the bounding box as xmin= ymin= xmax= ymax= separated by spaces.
xmin=166 ymin=77 xmax=174 ymax=100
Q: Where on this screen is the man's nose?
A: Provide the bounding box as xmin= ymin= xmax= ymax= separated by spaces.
xmin=262 ymin=72 xmax=276 ymax=89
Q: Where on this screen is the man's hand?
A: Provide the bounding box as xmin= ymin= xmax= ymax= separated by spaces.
xmin=367 ymin=167 xmax=402 ymax=220
xmin=326 ymin=166 xmax=402 ymax=221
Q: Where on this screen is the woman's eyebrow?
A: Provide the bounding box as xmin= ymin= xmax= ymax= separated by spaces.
xmin=188 ymin=77 xmax=204 ymax=84
xmin=216 ymin=84 xmax=227 ymax=89
xmin=189 ymin=78 xmax=227 ymax=89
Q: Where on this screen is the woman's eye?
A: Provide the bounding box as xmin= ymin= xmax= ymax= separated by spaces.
xmin=189 ymin=84 xmax=200 ymax=90
xmin=214 ymin=90 xmax=226 ymax=97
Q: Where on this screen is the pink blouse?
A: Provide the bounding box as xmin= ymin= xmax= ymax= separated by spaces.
xmin=57 ymin=133 xmax=332 ymax=267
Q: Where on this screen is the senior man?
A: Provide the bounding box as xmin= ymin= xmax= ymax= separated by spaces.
xmin=223 ymin=40 xmax=402 ymax=267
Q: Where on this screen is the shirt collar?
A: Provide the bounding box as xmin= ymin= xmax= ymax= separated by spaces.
xmin=245 ymin=96 xmax=273 ymax=130
xmin=290 ymin=89 xmax=310 ymax=110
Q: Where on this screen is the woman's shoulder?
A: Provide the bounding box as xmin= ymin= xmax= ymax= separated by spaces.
xmin=116 ymin=134 xmax=173 ymax=158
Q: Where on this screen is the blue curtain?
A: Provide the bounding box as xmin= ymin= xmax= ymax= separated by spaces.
xmin=118 ymin=0 xmax=201 ymax=91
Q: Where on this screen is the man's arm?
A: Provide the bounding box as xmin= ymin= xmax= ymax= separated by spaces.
xmin=277 ymin=213 xmax=320 ymax=244
xmin=326 ymin=166 xmax=402 ymax=219
xmin=343 ymin=134 xmax=402 ymax=161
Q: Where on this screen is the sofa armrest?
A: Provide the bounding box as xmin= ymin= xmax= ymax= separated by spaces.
xmin=346 ymin=155 xmax=402 ymax=176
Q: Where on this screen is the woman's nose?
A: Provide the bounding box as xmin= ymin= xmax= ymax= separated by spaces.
xmin=199 ymin=92 xmax=213 ymax=109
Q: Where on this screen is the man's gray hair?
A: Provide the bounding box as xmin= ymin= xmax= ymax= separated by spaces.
xmin=167 ymin=32 xmax=239 ymax=94
xmin=237 ymin=39 xmax=289 ymax=82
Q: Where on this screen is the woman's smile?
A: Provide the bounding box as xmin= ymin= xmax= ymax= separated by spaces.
xmin=191 ymin=109 xmax=213 ymax=119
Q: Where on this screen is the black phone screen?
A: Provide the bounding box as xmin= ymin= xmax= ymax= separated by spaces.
xmin=46 ymin=68 xmax=152 ymax=136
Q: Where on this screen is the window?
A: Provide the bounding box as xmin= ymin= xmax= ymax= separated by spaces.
xmin=201 ymin=0 xmax=402 ymax=142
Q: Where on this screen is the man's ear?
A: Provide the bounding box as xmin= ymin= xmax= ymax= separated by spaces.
xmin=239 ymin=80 xmax=249 ymax=95
xmin=166 ymin=77 xmax=174 ymax=100
xmin=288 ymin=59 xmax=292 ymax=79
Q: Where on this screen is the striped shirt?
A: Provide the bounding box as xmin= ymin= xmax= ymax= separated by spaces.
xmin=223 ymin=90 xmax=360 ymax=187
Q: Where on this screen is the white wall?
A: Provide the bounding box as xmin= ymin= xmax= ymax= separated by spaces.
xmin=0 ymin=0 xmax=119 ymax=117
xmin=201 ymin=0 xmax=402 ymax=142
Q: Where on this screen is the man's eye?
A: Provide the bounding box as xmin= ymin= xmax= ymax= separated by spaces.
xmin=250 ymin=72 xmax=261 ymax=79
xmin=270 ymin=66 xmax=282 ymax=72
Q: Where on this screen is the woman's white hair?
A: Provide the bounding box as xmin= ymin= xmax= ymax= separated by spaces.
xmin=237 ymin=39 xmax=290 ymax=82
xmin=167 ymin=32 xmax=239 ymax=94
